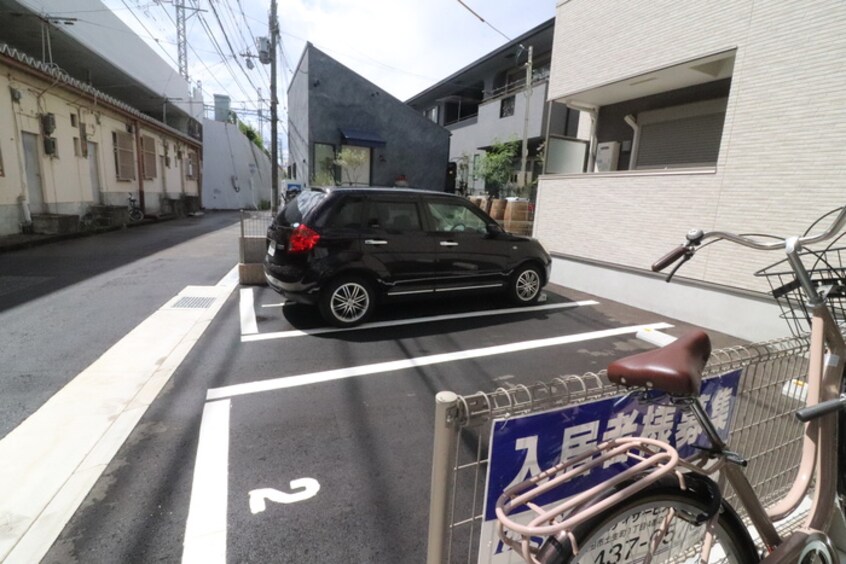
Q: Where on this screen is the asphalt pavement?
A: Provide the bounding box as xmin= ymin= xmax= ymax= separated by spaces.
xmin=0 ymin=217 xmax=744 ymax=563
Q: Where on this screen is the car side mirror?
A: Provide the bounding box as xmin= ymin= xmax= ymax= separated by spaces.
xmin=486 ymin=223 xmax=502 ymax=237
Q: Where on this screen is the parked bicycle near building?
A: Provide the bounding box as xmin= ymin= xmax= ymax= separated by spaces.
xmin=128 ymin=192 xmax=144 ymax=223
xmin=495 ymin=206 xmax=846 ymax=563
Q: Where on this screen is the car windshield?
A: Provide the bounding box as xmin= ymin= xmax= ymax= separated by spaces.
xmin=279 ymin=190 xmax=325 ymax=226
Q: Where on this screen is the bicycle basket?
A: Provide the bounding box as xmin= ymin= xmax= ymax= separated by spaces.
xmin=755 ymin=230 xmax=846 ymax=337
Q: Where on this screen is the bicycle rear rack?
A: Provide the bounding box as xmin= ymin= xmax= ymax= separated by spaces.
xmin=495 ymin=437 xmax=680 ymax=560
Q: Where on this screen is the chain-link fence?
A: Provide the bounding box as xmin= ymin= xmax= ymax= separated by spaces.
xmin=426 ymin=332 xmax=812 ymax=563
xmin=239 ymin=210 xmax=273 ymax=263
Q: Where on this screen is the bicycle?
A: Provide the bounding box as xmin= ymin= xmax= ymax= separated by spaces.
xmin=128 ymin=192 xmax=144 ymax=222
xmin=495 ymin=206 xmax=846 ymax=563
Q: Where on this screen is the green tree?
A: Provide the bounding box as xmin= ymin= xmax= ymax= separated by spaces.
xmin=238 ymin=121 xmax=265 ymax=152
xmin=478 ymin=139 xmax=519 ymax=198
xmin=334 ymin=146 xmax=369 ymax=186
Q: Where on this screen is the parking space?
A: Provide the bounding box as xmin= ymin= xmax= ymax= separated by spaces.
xmin=179 ymin=282 xmax=740 ymax=562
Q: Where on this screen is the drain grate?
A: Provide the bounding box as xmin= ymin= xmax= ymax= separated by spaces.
xmin=171 ymin=296 xmax=215 ymax=309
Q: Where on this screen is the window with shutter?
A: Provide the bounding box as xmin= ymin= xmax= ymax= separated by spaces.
xmin=634 ymin=99 xmax=728 ymax=170
xmin=113 ymin=131 xmax=135 ymax=181
xmin=186 ymin=150 xmax=198 ymax=179
xmin=141 ymin=135 xmax=157 ymax=179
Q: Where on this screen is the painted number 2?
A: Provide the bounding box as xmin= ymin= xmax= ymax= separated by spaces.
xmin=249 ymin=478 xmax=321 ymax=514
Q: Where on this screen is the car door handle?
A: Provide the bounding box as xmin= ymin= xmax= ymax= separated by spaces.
xmin=365 ymin=239 xmax=388 ymax=246
xmin=439 ymin=241 xmax=459 ymax=247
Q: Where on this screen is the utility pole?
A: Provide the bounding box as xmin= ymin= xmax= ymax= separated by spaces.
xmin=270 ymin=0 xmax=280 ymax=213
xmin=519 ymin=45 xmax=533 ymax=194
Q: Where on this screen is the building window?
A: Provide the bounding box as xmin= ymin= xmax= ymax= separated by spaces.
xmin=313 ymin=143 xmax=336 ymax=185
xmin=113 ymin=131 xmax=136 ymax=181
xmin=0 ymin=143 xmax=5 ymax=176
xmin=472 ymin=154 xmax=480 ymax=180
xmin=73 ymin=137 xmax=81 ymax=157
xmin=70 ymin=113 xmax=78 ymax=127
xmin=500 ymin=95 xmax=515 ymax=118
xmin=141 ymin=135 xmax=157 ymax=179
xmin=186 ymin=150 xmax=198 ymax=179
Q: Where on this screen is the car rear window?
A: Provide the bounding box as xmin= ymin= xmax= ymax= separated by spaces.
xmin=278 ymin=190 xmax=326 ymax=226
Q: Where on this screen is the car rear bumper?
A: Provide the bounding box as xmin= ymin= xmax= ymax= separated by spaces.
xmin=263 ymin=264 xmax=320 ymax=305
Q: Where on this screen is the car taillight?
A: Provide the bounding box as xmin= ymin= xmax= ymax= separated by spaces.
xmin=288 ymin=224 xmax=320 ymax=253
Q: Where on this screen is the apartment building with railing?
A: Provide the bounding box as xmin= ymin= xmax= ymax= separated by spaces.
xmin=407 ymin=19 xmax=583 ymax=196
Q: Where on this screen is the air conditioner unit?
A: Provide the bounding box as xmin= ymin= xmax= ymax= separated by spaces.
xmin=43 ymin=137 xmax=57 ymax=155
xmin=41 ymin=113 xmax=56 ymax=135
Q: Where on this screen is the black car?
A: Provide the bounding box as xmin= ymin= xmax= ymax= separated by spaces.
xmin=264 ymin=187 xmax=552 ymax=327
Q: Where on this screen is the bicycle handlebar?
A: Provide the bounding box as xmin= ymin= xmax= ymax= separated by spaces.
xmin=651 ymin=246 xmax=687 ymax=272
xmin=654 ymin=205 xmax=846 ymax=278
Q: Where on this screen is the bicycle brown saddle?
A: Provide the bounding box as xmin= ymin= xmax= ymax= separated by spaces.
xmin=607 ymin=331 xmax=712 ymax=395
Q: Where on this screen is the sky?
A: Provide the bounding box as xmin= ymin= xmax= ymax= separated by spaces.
xmin=102 ymin=0 xmax=555 ymax=161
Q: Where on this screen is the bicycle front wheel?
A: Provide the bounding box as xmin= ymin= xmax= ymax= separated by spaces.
xmin=537 ymin=481 xmax=759 ymax=564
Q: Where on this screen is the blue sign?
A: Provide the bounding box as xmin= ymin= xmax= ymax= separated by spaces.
xmin=483 ymin=370 xmax=741 ymax=522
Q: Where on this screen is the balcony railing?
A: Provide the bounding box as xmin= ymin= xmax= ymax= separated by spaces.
xmin=483 ymin=68 xmax=550 ymax=102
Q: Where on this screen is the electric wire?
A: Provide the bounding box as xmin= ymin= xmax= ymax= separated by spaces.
xmin=222 ymin=0 xmax=269 ymax=84
xmin=155 ymin=2 xmax=246 ymax=107
xmin=204 ymin=0 xmax=261 ymax=104
xmin=118 ymin=0 xmax=181 ymax=69
xmin=455 ymin=0 xmax=513 ymax=43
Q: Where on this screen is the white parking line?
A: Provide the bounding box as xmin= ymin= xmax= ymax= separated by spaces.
xmin=239 ymin=288 xmax=258 ymax=335
xmin=0 ymin=269 xmax=239 ymax=563
xmin=211 ymin=322 xmax=673 ymax=400
xmin=241 ymin=300 xmax=600 ymax=342
xmin=182 ymin=399 xmax=231 ymax=564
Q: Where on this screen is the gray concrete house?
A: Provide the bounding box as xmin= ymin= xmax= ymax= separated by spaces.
xmin=406 ymin=18 xmax=584 ymax=197
xmin=287 ymin=43 xmax=450 ymax=191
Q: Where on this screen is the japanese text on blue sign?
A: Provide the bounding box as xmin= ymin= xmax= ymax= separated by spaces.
xmin=483 ymin=370 xmax=741 ymax=523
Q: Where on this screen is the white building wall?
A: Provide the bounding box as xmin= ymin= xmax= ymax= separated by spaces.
xmin=202 ymin=119 xmax=272 ymax=210
xmin=540 ymin=0 xmax=846 ymax=340
xmin=472 ymin=85 xmax=548 ymax=152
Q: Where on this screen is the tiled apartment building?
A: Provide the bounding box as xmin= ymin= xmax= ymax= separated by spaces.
xmin=537 ymin=0 xmax=846 ymax=340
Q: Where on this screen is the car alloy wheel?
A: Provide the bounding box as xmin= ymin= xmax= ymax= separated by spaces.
xmin=510 ymin=265 xmax=542 ymax=304
xmin=320 ymin=276 xmax=374 ymax=327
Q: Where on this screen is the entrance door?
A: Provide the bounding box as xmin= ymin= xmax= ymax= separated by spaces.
xmin=87 ymin=141 xmax=101 ymax=203
xmin=22 ymin=132 xmax=45 ymax=213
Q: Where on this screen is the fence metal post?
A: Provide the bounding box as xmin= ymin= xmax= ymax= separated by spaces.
xmin=427 ymin=391 xmax=460 ymax=564
xmin=239 ymin=210 xmax=245 ymax=264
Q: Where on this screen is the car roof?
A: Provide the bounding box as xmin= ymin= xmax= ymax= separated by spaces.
xmin=313 ymin=186 xmax=463 ymax=200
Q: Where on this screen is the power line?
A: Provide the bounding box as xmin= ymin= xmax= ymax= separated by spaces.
xmin=155 ymin=2 xmax=247 ymax=106
xmin=455 ymin=0 xmax=512 ymax=43
xmin=118 ymin=0 xmax=181 ymax=69
xmin=234 ymin=0 xmax=270 ymax=83
xmin=196 ymin=11 xmax=255 ymax=104
xmin=205 ymin=0 xmax=262 ymax=104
